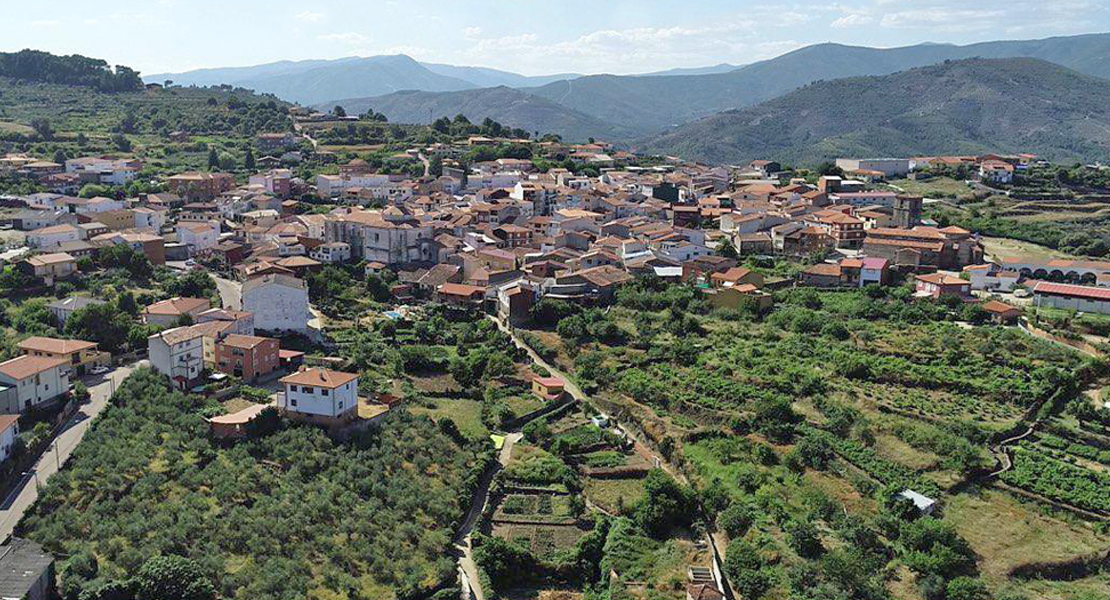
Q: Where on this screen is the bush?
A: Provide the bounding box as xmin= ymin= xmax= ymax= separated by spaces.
xmin=134 ymin=555 xmax=216 ymax=600
xmin=718 ymin=503 xmax=752 ymax=538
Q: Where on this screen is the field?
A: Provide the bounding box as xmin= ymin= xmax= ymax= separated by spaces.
xmin=888 ymin=176 xmax=981 ymax=201
xmin=409 ymin=397 xmax=489 ymax=440
xmin=516 ymin=279 xmax=1105 ymax=599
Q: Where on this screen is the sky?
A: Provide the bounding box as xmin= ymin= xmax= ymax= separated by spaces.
xmin=5 ymin=0 xmax=1109 ymax=76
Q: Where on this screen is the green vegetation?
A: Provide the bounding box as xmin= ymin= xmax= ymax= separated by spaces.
xmin=0 ymin=49 xmax=142 ymax=91
xmin=19 ymin=369 xmax=488 ymax=600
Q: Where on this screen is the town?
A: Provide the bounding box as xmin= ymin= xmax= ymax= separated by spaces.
xmin=0 ymin=28 xmax=1108 ymax=600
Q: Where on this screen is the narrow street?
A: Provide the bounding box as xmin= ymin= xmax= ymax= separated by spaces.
xmin=0 ymin=361 xmax=145 ymax=542
xmin=213 ymin=276 xmax=242 ymax=311
xmin=454 ymin=432 xmax=520 ymax=600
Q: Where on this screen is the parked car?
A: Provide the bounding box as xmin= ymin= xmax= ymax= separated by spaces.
xmin=89 ymin=365 xmax=110 ymax=375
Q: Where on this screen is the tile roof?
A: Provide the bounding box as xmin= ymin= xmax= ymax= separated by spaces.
xmin=1033 ymin=281 xmax=1110 ymax=301
xmin=0 ymin=355 xmax=68 ymax=380
xmin=17 ymin=336 xmax=97 ymax=355
xmin=281 ymin=367 xmax=358 ymax=389
xmin=144 ymin=297 xmax=210 ymax=316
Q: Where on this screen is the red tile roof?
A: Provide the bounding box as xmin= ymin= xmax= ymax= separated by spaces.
xmin=1033 ymin=282 xmax=1110 ymax=301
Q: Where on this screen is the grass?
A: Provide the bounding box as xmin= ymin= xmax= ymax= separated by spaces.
xmin=582 ymin=478 xmax=645 ymax=514
xmin=888 ymin=176 xmax=979 ymax=201
xmin=408 ymin=398 xmax=488 ymax=440
xmin=944 ymin=488 xmax=1108 ymax=581
xmin=981 ymin=236 xmax=1075 ymax=261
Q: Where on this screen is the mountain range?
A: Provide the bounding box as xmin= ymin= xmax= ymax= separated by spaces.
xmin=638 ymin=58 xmax=1110 ymax=166
xmin=147 ymin=32 xmax=1110 ymax=163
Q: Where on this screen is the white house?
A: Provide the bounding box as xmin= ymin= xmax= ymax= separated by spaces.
xmin=979 ymin=160 xmax=1015 ymax=184
xmin=176 ymin=221 xmax=220 ymax=252
xmin=147 ymin=326 xmax=205 ymax=390
xmin=48 ymin=296 xmax=107 ymax=327
xmin=27 ymin=224 xmax=81 ymax=249
xmin=310 ymin=242 xmax=351 ymax=264
xmin=0 ymin=415 xmax=18 ymax=463
xmin=0 ymin=355 xmax=70 ymax=412
xmin=242 ymin=274 xmax=310 ymax=333
xmin=132 ymin=207 xmax=167 ymax=232
xmin=278 ymin=367 xmax=359 ymax=425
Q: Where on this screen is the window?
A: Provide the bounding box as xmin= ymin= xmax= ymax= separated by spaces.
xmin=322 ymin=389 xmax=329 ymax=396
xmin=290 ymin=398 xmax=297 ymax=407
xmin=289 ymin=385 xmax=297 ymax=392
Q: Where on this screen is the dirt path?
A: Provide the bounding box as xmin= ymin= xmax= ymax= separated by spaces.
xmin=455 ymin=432 xmax=521 ymax=600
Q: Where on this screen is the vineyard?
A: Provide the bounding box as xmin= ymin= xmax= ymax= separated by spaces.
xmin=801 ymin=426 xmax=942 ymax=497
xmin=1000 ymin=447 xmax=1110 ymax=514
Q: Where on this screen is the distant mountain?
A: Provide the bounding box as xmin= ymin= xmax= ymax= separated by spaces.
xmin=523 ymin=33 xmax=1110 ymax=135
xmin=637 ymin=63 xmax=742 ymax=77
xmin=316 ymin=86 xmax=640 ymax=143
xmin=147 ymin=55 xmax=578 ymax=105
xmin=638 ymin=58 xmax=1110 ymax=166
xmin=148 ymin=55 xmax=477 ymax=105
xmin=420 ymin=63 xmax=580 ymax=88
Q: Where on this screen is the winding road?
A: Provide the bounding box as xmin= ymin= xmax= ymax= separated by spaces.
xmin=454 ymin=432 xmax=520 ymax=600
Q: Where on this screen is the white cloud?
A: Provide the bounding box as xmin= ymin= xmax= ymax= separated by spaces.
xmin=318 ymin=32 xmax=371 ymax=46
xmin=296 ymin=11 xmax=325 ymax=23
xmin=463 ymin=26 xmax=483 ymax=40
xmin=831 ymin=13 xmax=874 ymax=28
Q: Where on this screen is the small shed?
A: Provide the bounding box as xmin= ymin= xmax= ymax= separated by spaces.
xmin=898 ymin=489 xmax=937 ymax=516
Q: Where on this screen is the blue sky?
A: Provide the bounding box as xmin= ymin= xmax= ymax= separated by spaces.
xmin=5 ymin=0 xmax=1109 ymax=75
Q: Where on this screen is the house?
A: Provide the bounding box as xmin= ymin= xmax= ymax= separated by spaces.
xmin=27 ymin=224 xmax=80 ymax=249
xmin=20 ymin=253 xmax=77 ymax=286
xmin=176 ymin=221 xmax=220 ymax=253
xmin=981 ymin=300 xmax=1021 ymax=324
xmin=798 ymin=263 xmax=845 ymax=288
xmin=167 ymin=171 xmax=236 ymax=200
xmin=710 ymin=267 xmax=764 ymax=289
xmin=532 ymin=376 xmax=566 ymax=402
xmin=0 ymin=355 xmax=70 ymax=412
xmin=278 ymin=368 xmax=359 ymax=426
xmin=979 ymin=160 xmax=1014 ymax=184
xmin=309 ymin=242 xmax=351 ymax=264
xmin=706 ymin=284 xmax=773 ymax=312
xmin=686 ymin=583 xmax=725 ymax=600
xmin=963 ymin=264 xmax=1020 ymax=291
xmin=0 ymin=538 xmax=56 ymax=600
xmin=208 ymin=402 xmax=274 ymax=439
xmin=197 ymin=308 xmax=255 ymax=336
xmin=436 ymin=283 xmax=487 ymax=305
xmin=215 ymin=334 xmax=280 ymax=383
xmin=325 ymin=209 xmax=434 ymax=266
xmin=242 ymin=274 xmax=310 ymax=333
xmin=0 ymin=415 xmax=19 ymax=463
xmin=142 ymin=297 xmax=211 ymax=328
xmin=17 ymin=337 xmax=109 ymax=376
xmin=914 ymin=273 xmax=971 ymax=299
xmin=147 ymin=326 xmax=205 ymax=390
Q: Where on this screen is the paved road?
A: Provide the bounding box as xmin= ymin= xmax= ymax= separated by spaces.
xmin=455 ymin=432 xmax=520 ymax=600
xmin=0 ymin=361 xmax=145 ymax=542
xmin=213 ymin=276 xmax=242 ymax=310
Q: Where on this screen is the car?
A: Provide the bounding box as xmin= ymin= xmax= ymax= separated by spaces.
xmin=88 ymin=365 xmax=110 ymax=375
xmin=1013 ymin=288 xmax=1031 ymax=298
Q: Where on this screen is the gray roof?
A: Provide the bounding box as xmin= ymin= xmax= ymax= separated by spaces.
xmin=48 ymin=296 xmax=106 ymax=311
xmin=0 ymin=538 xmax=53 ymax=598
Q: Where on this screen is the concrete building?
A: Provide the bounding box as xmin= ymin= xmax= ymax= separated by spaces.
xmin=242 ymin=274 xmax=310 ymax=333
xmin=835 ymin=158 xmax=911 ymax=178
xmin=0 ymin=538 xmax=56 ymax=600
xmin=215 ymin=334 xmax=280 ymax=383
xmin=147 ymin=326 xmax=205 ymax=390
xmin=1033 ymin=282 xmax=1110 ymax=315
xmin=325 ymin=209 xmax=433 ymax=266
xmin=0 ymin=355 xmax=70 ymax=412
xmin=278 ymin=367 xmax=359 ymax=426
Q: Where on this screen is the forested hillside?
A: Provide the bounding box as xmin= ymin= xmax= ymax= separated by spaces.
xmin=640 ymin=58 xmax=1110 ymax=165
xmin=0 ymin=49 xmax=143 ymax=92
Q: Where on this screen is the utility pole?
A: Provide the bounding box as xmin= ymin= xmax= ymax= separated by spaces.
xmin=53 ymin=440 xmax=60 ymax=471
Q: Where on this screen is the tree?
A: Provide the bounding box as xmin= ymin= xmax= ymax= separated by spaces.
xmin=718 ymin=503 xmax=753 ymax=538
xmin=244 ymin=147 xmax=255 ymax=170
xmin=634 ymin=469 xmax=696 ymax=538
xmin=332 ymin=105 xmax=347 ymax=118
xmin=165 ymin=269 xmax=216 ymax=299
xmin=65 ymin=301 xmax=134 ymax=354
xmin=99 ymin=244 xmax=153 ymax=280
xmin=207 ymin=147 xmax=219 ymax=170
xmin=30 ymin=118 xmax=53 ymax=140
xmin=134 ymin=555 xmax=216 ymax=600
xmin=785 ymin=519 xmax=823 ymax=558
xmin=946 ymin=577 xmax=990 ymax=600
xmin=112 ymin=133 xmax=132 ymax=152
xmin=52 ymin=149 xmax=67 ymax=164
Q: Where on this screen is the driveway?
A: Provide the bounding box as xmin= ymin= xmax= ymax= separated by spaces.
xmin=0 ymin=360 xmax=145 ymax=542
xmin=213 ymin=276 xmax=242 ymax=310
xmin=455 ymin=432 xmax=520 ymax=600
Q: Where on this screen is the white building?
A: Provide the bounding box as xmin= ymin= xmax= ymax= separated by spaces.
xmin=325 ymin=208 xmax=433 ymax=266
xmin=242 ymin=274 xmax=310 ymax=333
xmin=176 ymin=221 xmax=220 ymax=252
xmin=27 ymin=224 xmax=81 ymax=249
xmin=0 ymin=415 xmax=18 ymax=463
xmin=0 ymin=355 xmax=70 ymax=412
xmin=65 ymin=157 xmax=140 ymax=186
xmin=278 ymin=367 xmax=359 ymax=425
xmin=132 ymin=207 xmax=168 ymax=232
xmin=147 ymin=326 xmax=205 ymax=390
xmin=310 ymin=242 xmax=351 ymax=264
xmin=835 ymin=158 xmax=911 ymax=178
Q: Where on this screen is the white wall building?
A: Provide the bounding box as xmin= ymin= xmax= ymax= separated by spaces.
xmin=176 ymin=221 xmax=220 ymax=252
xmin=27 ymin=224 xmax=81 ymax=249
xmin=147 ymin=326 xmax=205 ymax=389
xmin=0 ymin=416 xmax=19 ymax=463
xmin=242 ymin=274 xmax=310 ymax=333
xmin=278 ymin=367 xmax=359 ymax=424
xmin=0 ymin=355 xmax=70 ymax=412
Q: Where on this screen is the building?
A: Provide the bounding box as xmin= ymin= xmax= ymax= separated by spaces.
xmin=862 ymin=226 xmax=982 ymax=270
xmin=242 ymin=274 xmax=310 ymax=333
xmin=215 ymin=334 xmax=280 ymax=383
xmin=208 ymin=402 xmax=273 ymax=440
xmin=914 ymin=273 xmax=971 ymax=299
xmin=979 ymin=160 xmax=1014 ymax=184
xmin=893 ymin=195 xmax=923 ymax=228
xmin=835 ymin=158 xmax=911 ymax=178
xmin=27 ymin=224 xmax=80 ymax=249
xmin=0 ymin=355 xmax=70 ymax=412
xmin=709 ymin=267 xmax=764 ymax=289
xmin=0 ymin=415 xmax=18 ymax=464
xmin=532 ymin=376 xmax=566 ymax=402
xmin=197 ymin=308 xmax=255 ymax=335
xmin=17 ymin=337 xmax=109 ymax=376
xmin=147 ymin=326 xmax=205 ymax=390
xmin=142 ymin=297 xmax=211 ymax=328
xmin=20 ymin=253 xmax=77 ymax=286
xmin=176 ymin=221 xmax=220 ymax=253
xmin=981 ymin=300 xmax=1022 ymax=324
xmin=167 ymin=171 xmax=236 ymax=200
xmin=309 ymin=242 xmax=351 ymax=264
xmin=1032 ymin=282 xmax=1110 ymax=315
xmin=0 ymin=538 xmax=56 ymax=600
xmin=325 ymin=209 xmax=434 ymax=266
xmin=278 ymin=368 xmax=359 ymax=426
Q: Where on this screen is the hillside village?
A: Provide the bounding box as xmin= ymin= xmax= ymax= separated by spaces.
xmin=0 ymin=42 xmax=1108 ymax=600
